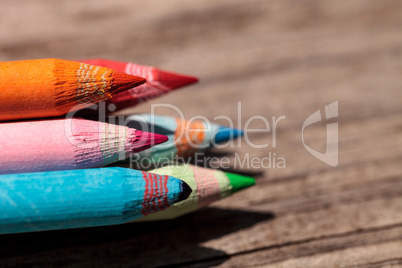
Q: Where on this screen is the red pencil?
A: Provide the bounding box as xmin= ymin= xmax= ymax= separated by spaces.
xmin=79 ymin=59 xmax=198 ymax=112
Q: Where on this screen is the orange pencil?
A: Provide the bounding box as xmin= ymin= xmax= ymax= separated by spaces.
xmin=0 ymin=58 xmax=146 ymax=121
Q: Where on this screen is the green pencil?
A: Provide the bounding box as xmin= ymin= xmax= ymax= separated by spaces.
xmin=135 ymin=164 xmax=255 ymax=221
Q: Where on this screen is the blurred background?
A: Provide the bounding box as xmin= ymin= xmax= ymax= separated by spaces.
xmin=0 ymin=0 xmax=401 ymax=267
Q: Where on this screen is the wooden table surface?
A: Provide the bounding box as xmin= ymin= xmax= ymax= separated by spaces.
xmin=1 ymin=1 xmax=401 ymax=267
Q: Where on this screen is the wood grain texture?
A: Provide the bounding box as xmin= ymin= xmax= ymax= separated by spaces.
xmin=0 ymin=0 xmax=401 ymax=267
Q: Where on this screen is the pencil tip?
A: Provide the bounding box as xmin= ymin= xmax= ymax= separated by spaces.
xmin=177 ymin=180 xmax=192 ymax=202
xmin=214 ymin=126 xmax=244 ymax=144
xmin=154 ymin=69 xmax=199 ymax=89
xmin=111 ymin=71 xmax=146 ymax=94
xmin=225 ymin=172 xmax=255 ymax=193
xmin=148 ymin=132 xmax=169 ymax=145
xmin=131 ymin=131 xmax=168 ymax=152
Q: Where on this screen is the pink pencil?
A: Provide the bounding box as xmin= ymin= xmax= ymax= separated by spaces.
xmin=79 ymin=59 xmax=199 ymax=112
xmin=0 ymin=118 xmax=168 ymax=174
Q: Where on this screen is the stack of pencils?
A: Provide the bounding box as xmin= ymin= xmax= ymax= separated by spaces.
xmin=0 ymin=58 xmax=255 ymax=235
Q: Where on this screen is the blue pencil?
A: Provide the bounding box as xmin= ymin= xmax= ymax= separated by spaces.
xmin=0 ymin=167 xmax=191 ymax=234
xmin=114 ymin=114 xmax=243 ymax=166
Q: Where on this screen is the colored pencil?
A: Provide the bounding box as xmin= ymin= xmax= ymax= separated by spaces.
xmin=0 ymin=58 xmax=146 ymax=121
xmin=0 ymin=118 xmax=168 ymax=174
xmin=121 ymin=114 xmax=243 ymax=166
xmin=135 ymin=164 xmax=255 ymax=221
xmin=0 ymin=167 xmax=192 ymax=234
xmin=79 ymin=58 xmax=198 ymax=112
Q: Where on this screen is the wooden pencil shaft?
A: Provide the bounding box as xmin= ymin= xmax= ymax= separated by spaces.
xmin=0 ymin=167 xmax=189 ymax=234
xmin=0 ymin=118 xmax=166 ymax=174
xmin=0 ymin=58 xmax=145 ymax=121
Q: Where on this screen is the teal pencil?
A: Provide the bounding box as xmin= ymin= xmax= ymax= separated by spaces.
xmin=0 ymin=167 xmax=191 ymax=234
xmin=113 ymin=114 xmax=243 ymax=167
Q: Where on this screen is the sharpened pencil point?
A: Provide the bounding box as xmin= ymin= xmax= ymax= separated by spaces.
xmin=225 ymin=172 xmax=255 ymax=193
xmin=148 ymin=132 xmax=169 ymax=145
xmin=214 ymin=126 xmax=244 ymax=144
xmin=154 ymin=69 xmax=199 ymax=89
xmin=177 ymin=180 xmax=192 ymax=202
xmin=131 ymin=131 xmax=168 ymax=152
xmin=111 ymin=71 xmax=146 ymax=94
